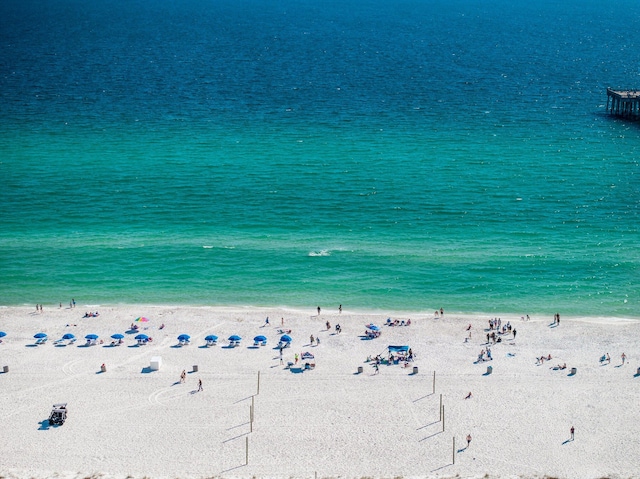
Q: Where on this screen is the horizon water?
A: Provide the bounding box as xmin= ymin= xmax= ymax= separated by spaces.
xmin=1 ymin=0 xmax=639 ymax=317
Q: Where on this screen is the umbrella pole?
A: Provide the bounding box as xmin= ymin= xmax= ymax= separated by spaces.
xmin=257 ymin=370 xmax=260 ymax=395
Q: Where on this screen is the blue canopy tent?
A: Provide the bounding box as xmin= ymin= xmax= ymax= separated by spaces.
xmin=388 ymin=345 xmax=409 ymax=353
xmin=204 ymin=334 xmax=218 ymax=346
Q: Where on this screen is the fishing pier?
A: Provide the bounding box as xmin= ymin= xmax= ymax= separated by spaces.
xmin=606 ymin=88 xmax=640 ymax=120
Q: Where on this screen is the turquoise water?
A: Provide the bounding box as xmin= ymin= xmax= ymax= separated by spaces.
xmin=1 ymin=0 xmax=639 ymax=316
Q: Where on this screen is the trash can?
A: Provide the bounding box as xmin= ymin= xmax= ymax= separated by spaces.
xmin=357 ymin=366 xmax=363 ymax=374
xmin=193 ymin=365 xmax=198 ymax=372
xmin=412 ymin=366 xmax=419 ymax=374
xmin=486 ymin=365 xmax=493 ymax=375
xmin=570 ymin=367 xmax=577 ymax=375
xmin=150 ymin=356 xmax=162 ymax=371
xmin=3 ymin=365 xmax=8 ymax=373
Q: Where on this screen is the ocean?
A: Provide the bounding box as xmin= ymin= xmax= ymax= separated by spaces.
xmin=1 ymin=0 xmax=638 ymax=316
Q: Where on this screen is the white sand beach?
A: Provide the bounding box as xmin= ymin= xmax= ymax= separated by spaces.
xmin=0 ymin=305 xmax=638 ymax=479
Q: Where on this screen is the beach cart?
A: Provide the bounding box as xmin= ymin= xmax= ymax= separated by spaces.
xmin=49 ymin=403 xmax=68 ymax=426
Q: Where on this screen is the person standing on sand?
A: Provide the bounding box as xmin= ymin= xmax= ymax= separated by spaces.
xmin=180 ymin=370 xmax=186 ymax=383
xmin=621 ymin=352 xmax=627 ymax=365
xmin=570 ymin=426 xmax=574 ymax=440
xmin=339 ymin=304 xmax=342 ymax=314
xmin=279 ymin=347 xmax=283 ymax=364
xmin=466 ymin=434 xmax=472 ymax=447
xmin=513 ymin=329 xmax=517 ymax=339
xmin=317 ymin=306 xmax=321 ymax=316
xmin=198 ymin=378 xmax=203 ymax=391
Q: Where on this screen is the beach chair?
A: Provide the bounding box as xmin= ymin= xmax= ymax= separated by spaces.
xmin=206 ymin=340 xmax=216 ymax=347
xmin=69 ymin=338 xmax=76 ymax=345
xmin=253 ymin=340 xmax=260 ymax=347
xmin=261 ymin=340 xmax=267 ymax=346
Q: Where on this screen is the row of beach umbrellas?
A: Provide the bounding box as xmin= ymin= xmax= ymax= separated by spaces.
xmin=12 ymin=332 xmax=295 ymax=343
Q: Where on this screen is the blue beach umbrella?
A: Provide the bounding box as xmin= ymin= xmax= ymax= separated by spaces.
xmin=0 ymin=331 xmax=7 ymax=338
xmin=177 ymin=334 xmax=190 ymax=341
xmin=85 ymin=334 xmax=99 ymax=340
xmin=280 ymin=334 xmax=292 ymax=343
xmin=253 ymin=335 xmax=267 ymax=342
xmin=366 ymin=324 xmax=380 ymax=331
xmin=205 ymin=335 xmax=218 ymax=341
xmin=135 ymin=334 xmax=149 ymax=341
xmin=34 ymin=332 xmax=47 ymax=339
xmin=111 ymin=333 xmax=125 ymax=340
xmin=62 ymin=333 xmax=75 ymax=340
xmin=228 ymin=335 xmax=242 ymax=342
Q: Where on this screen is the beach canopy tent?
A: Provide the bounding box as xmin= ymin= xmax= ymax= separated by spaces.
xmin=366 ymin=324 xmax=380 ymax=331
xmin=135 ymin=334 xmax=149 ymax=341
xmin=0 ymin=331 xmax=7 ymax=338
xmin=204 ymin=335 xmax=218 ymax=342
xmin=85 ymin=334 xmax=99 ymax=340
xmin=228 ymin=335 xmax=242 ymax=342
xmin=388 ymin=345 xmax=409 ymax=353
xmin=301 ymin=351 xmax=314 ymax=360
xmin=34 ymin=333 xmax=47 ymax=339
xmin=253 ymin=335 xmax=267 ymax=342
xmin=177 ymin=334 xmax=190 ymax=341
xmin=111 ymin=333 xmax=125 ymax=340
xmin=280 ymin=334 xmax=292 ymax=343
xmin=135 ymin=317 xmax=149 ymax=322
xmin=62 ymin=333 xmax=75 ymax=340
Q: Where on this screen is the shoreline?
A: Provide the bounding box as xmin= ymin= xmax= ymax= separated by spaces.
xmin=3 ymin=303 xmax=639 ymax=323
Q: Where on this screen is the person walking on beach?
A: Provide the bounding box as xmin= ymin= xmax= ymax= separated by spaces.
xmin=198 ymin=378 xmax=203 ymax=392
xmin=513 ymin=328 xmax=517 ymax=339
xmin=466 ymin=434 xmax=472 ymax=448
xmin=317 ymin=306 xmax=321 ymax=316
xmin=570 ymin=426 xmax=574 ymax=440
xmin=338 ymin=304 xmax=342 ymax=314
xmin=279 ymin=347 xmax=283 ymax=364
xmin=621 ymin=352 xmax=627 ymax=365
xmin=180 ymin=370 xmax=186 ymax=383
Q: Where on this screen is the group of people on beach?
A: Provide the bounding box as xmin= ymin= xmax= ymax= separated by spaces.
xmin=83 ymin=311 xmax=100 ymax=318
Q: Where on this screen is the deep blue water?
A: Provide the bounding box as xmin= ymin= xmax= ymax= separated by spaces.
xmin=1 ymin=0 xmax=639 ymax=316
